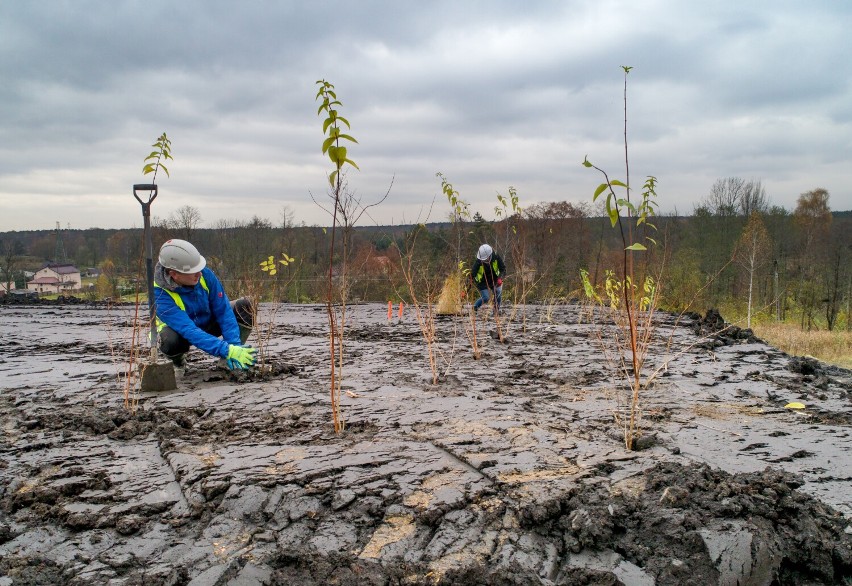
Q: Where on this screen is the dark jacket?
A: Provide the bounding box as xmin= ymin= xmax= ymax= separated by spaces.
xmin=471 ymin=252 xmax=506 ymax=291
xmin=153 ymin=264 xmax=240 ymax=358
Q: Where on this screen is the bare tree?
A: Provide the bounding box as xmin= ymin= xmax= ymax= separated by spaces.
xmin=823 ymin=243 xmax=845 ymax=331
xmin=703 ymin=177 xmax=746 ymax=217
xmin=165 ymin=205 xmax=203 ymax=241
xmin=279 ymin=205 xmax=296 ymax=243
xmin=734 ymin=213 xmax=772 ymax=328
xmin=311 ymin=176 xmax=390 ymax=303
xmin=793 ymin=188 xmax=832 ymax=330
xmin=694 ymin=177 xmax=763 ymax=303
xmin=740 ymin=179 xmax=769 ymax=217
xmin=1 ymin=238 xmax=24 ymax=293
xmin=699 ymin=177 xmax=769 ymax=217
xmin=96 ymin=259 xmax=121 ymax=299
xmin=794 ymin=188 xmax=832 ymax=241
xmin=106 ymin=231 xmax=137 ymax=274
xmin=524 ymin=200 xmax=590 ymax=294
xmin=821 ymin=220 xmax=851 ymax=332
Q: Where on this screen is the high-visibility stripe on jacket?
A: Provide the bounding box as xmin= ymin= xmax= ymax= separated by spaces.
xmin=473 ymin=253 xmax=504 ymax=290
xmin=152 ymin=266 xmax=240 ymax=358
xmin=154 ymin=275 xmax=208 ymax=330
xmin=474 ymin=258 xmax=502 ymax=285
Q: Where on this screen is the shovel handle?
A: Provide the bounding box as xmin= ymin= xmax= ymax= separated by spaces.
xmin=133 ymin=183 xmax=158 ymax=205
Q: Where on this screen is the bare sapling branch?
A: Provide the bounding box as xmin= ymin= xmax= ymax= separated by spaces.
xmin=250 ymin=252 xmax=298 ymax=372
xmin=437 ymin=172 xmax=481 ymax=358
xmin=124 ymin=132 xmax=173 ymax=406
xmin=316 ymin=79 xmax=360 ymax=433
xmin=396 ymin=220 xmax=441 ymax=384
xmin=580 ymin=66 xmax=661 ymax=450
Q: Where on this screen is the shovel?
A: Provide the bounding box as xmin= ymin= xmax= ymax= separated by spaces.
xmin=133 ymin=183 xmax=176 ymax=392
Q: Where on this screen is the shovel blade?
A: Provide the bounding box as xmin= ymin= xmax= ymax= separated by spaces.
xmin=140 ymin=359 xmax=177 ymax=392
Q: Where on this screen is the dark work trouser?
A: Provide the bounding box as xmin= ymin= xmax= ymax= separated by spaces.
xmin=473 ymin=285 xmax=503 ymax=312
xmin=159 ymin=297 xmax=254 ymax=364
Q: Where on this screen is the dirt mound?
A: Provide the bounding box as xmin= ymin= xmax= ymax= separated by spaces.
xmin=692 ymin=308 xmax=761 ymax=347
xmin=261 ymin=461 xmax=851 ymax=585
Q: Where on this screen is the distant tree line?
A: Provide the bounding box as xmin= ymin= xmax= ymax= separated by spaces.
xmin=1 ymin=181 xmax=850 ymax=331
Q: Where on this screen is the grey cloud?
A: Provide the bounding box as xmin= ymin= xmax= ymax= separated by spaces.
xmin=0 ymin=0 xmax=850 ymax=231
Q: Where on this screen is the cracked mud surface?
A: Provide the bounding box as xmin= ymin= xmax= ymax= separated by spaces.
xmin=1 ymin=303 xmax=851 ymax=585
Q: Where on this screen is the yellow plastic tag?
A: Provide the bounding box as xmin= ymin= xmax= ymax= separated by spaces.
xmin=784 ymin=402 xmax=806 ymax=409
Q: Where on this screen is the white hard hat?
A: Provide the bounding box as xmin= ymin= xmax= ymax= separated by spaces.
xmin=477 ymin=244 xmax=493 ymax=261
xmin=159 ymin=239 xmax=206 ymax=273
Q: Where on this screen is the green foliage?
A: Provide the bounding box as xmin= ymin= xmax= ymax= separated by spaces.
xmin=314 ymin=79 xmax=360 ymax=435
xmin=662 ymin=247 xmax=704 ymax=312
xmin=437 ymin=172 xmax=471 ymax=221
xmin=582 ymin=270 xmax=655 ymax=312
xmin=260 ymin=252 xmax=295 ymax=277
xmin=580 ymin=268 xmax=600 ymax=303
xmin=495 ymin=186 xmax=521 ymax=219
xmin=579 ymin=66 xmax=662 ymax=451
xmin=583 ymin=158 xmax=658 ymax=249
xmin=142 ymin=132 xmax=172 ymax=181
xmin=437 ymin=172 xmax=473 ymax=282
xmin=496 ymin=186 xmax=521 ymax=237
xmin=316 ymin=80 xmax=359 ymax=187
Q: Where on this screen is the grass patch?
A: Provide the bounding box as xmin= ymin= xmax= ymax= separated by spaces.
xmin=753 ymin=322 xmax=852 ymax=370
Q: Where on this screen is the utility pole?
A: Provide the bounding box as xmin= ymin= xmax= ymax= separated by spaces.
xmin=773 ymin=259 xmax=780 ymax=322
xmin=847 ymin=253 xmax=851 ymax=332
xmin=54 ymin=221 xmax=67 ymax=263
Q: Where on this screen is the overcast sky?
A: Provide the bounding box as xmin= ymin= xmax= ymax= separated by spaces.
xmin=1 ymin=1 xmax=850 ymax=232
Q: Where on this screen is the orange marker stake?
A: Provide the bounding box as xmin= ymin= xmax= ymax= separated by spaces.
xmin=398 ymin=301 xmax=404 ymax=320
xmin=387 ymin=300 xmax=393 ymax=321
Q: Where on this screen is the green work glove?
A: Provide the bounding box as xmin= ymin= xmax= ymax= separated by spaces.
xmin=226 ymin=344 xmax=257 ymax=370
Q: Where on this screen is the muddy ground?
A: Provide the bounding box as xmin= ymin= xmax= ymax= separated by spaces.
xmin=0 ymin=302 xmax=850 ymax=585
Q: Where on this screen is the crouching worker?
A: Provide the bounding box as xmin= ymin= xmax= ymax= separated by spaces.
xmin=154 ymin=239 xmax=256 ymax=371
xmin=471 ymin=243 xmax=506 ymax=315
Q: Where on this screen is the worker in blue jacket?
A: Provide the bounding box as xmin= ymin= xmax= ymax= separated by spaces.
xmin=471 ymin=243 xmax=506 ymax=314
xmin=153 ymin=239 xmax=256 ymax=370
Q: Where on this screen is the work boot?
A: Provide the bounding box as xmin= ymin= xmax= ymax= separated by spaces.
xmin=171 ymin=353 xmax=187 ymax=368
xmin=239 ymin=325 xmax=252 ymax=345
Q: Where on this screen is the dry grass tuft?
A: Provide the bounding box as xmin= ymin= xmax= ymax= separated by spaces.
xmin=436 ymin=273 xmax=464 ymax=315
xmin=753 ymin=323 xmax=852 ymax=369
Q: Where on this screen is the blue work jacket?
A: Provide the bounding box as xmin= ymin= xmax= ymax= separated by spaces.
xmin=153 ymin=266 xmax=240 ymax=358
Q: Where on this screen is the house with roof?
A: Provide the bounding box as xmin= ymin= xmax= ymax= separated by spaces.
xmin=27 ymin=264 xmax=82 ymax=295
